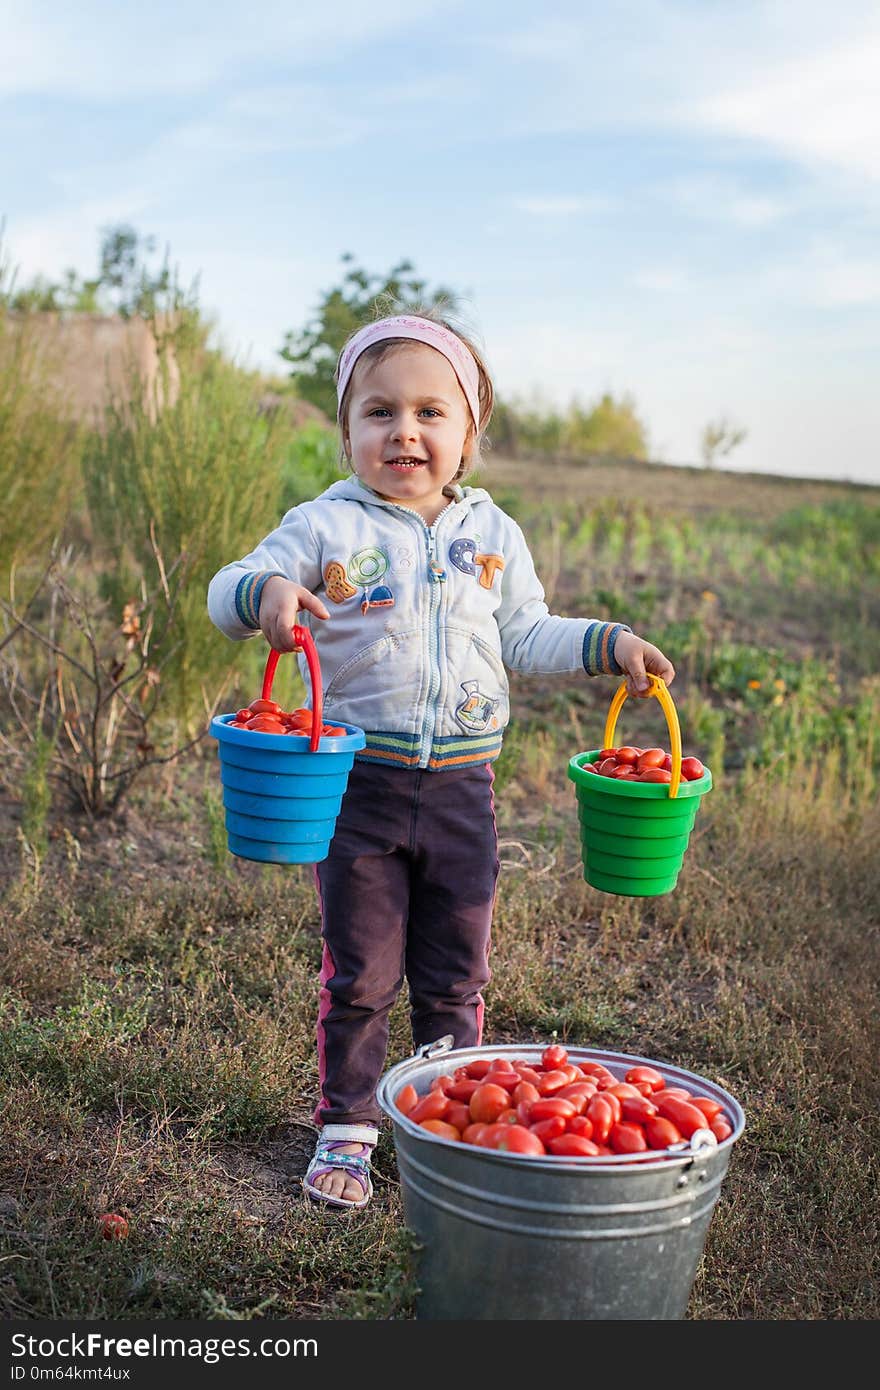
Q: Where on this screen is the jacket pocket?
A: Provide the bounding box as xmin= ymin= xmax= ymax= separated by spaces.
xmin=323 ymin=628 xmax=422 ymax=710
xmin=444 ymin=626 xmax=509 ymax=735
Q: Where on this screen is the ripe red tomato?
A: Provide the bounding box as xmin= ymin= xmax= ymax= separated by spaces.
xmin=99 ymin=1213 xmax=129 ymax=1241
xmin=461 ymin=1122 xmax=488 ymax=1145
xmin=541 ymin=1044 xmax=568 ymax=1069
xmin=529 ymin=1116 xmax=567 ymax=1143
xmin=655 ymin=1095 xmax=710 ymax=1138
xmin=636 ymin=747 xmax=667 ymax=771
xmin=547 ymin=1134 xmax=600 ymax=1157
xmin=513 ymin=1081 xmax=541 ymax=1108
xmin=248 ymin=698 xmax=283 ymax=715
xmin=620 ymin=1094 xmax=659 ymax=1123
xmin=710 ymin=1115 xmax=734 ymax=1142
xmin=615 ymin=746 xmax=640 ymax=765
xmin=513 ymin=1064 xmax=543 ymax=1086
xmin=469 ymin=1083 xmax=512 ymax=1124
xmin=395 ymin=1083 xmax=418 ymax=1116
xmin=464 ymin=1059 xmax=494 ymax=1080
xmin=536 ymin=1069 xmax=570 ymax=1095
xmin=624 ymin=1065 xmax=665 ymax=1092
xmin=445 ymin=1101 xmax=472 ymax=1133
xmin=693 ymin=1096 xmax=723 ymax=1122
xmin=409 ymin=1091 xmax=450 ymax=1124
xmin=598 ymin=1090 xmax=622 ymax=1123
xmin=598 ymin=748 xmax=618 ymax=761
xmin=612 ymin=765 xmax=636 ymax=778
xmin=446 ymin=1078 xmax=481 ymax=1102
xmin=475 ymin=1122 xmax=517 ymax=1149
xmin=603 ymin=1082 xmax=641 ymax=1100
xmin=484 ymin=1069 xmax=521 ymax=1093
xmin=495 ymin=1125 xmax=546 ymax=1155
xmin=245 ymin=715 xmax=287 ymax=733
xmin=419 ymin=1119 xmax=461 ymax=1141
xmin=554 ymin=1083 xmax=595 ymax=1113
xmin=586 ymin=1094 xmax=615 ymax=1144
xmin=644 ymin=1115 xmax=683 ymax=1148
xmin=529 ymin=1097 xmax=577 ymax=1122
xmin=566 ymin=1115 xmax=594 ymax=1140
xmin=609 ymin=1122 xmax=648 ymax=1154
xmin=637 ymin=768 xmax=673 ymax=783
xmin=680 ymin=757 xmax=705 ymax=781
xmin=596 ymin=758 xmax=619 ymax=777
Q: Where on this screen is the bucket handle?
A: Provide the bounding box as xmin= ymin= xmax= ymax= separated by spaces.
xmin=261 ymin=625 xmax=323 ymax=753
xmin=602 ymin=674 xmax=683 ymax=798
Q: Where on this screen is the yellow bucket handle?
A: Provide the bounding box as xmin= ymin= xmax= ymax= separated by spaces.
xmin=602 ymin=675 xmax=683 ymax=798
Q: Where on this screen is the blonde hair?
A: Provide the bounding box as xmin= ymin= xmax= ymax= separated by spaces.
xmin=336 ymin=301 xmax=495 ymax=483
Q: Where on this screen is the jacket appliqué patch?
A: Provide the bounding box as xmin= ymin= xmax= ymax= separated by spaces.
xmin=348 ymin=545 xmax=395 ymax=615
xmin=454 ymin=679 xmax=501 ymax=734
xmin=474 ymin=553 xmax=505 ymax=588
xmin=323 ymin=561 xmax=358 ymax=603
xmin=448 ymin=537 xmax=505 ymax=589
xmin=449 ymin=537 xmax=478 ymax=575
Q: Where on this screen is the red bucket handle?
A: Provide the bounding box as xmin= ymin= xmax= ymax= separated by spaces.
xmin=260 ymin=625 xmax=323 ymax=753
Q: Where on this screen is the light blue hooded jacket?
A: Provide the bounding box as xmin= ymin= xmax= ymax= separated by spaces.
xmin=207 ymin=478 xmax=629 ymax=770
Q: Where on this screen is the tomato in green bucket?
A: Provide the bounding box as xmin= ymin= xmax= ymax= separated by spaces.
xmin=567 ymin=676 xmax=712 ymax=896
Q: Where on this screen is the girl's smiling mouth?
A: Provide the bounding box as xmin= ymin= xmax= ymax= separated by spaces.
xmin=385 ymin=457 xmax=427 ymax=469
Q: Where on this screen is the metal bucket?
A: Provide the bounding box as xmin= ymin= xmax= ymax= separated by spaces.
xmin=377 ymin=1038 xmax=745 ymax=1321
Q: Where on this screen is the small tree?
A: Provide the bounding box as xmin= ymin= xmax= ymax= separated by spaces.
xmin=279 ymin=254 xmax=460 ymax=419
xmin=701 ymin=416 xmax=747 ymax=468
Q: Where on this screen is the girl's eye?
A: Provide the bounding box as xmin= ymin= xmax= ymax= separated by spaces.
xmin=369 ymin=407 xmax=391 ymax=417
xmin=420 ymin=408 xmax=440 ymax=418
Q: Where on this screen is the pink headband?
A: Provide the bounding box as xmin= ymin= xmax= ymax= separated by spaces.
xmin=336 ymin=315 xmax=482 ymax=431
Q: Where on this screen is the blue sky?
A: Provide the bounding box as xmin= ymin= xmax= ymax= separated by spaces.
xmin=2 ymin=0 xmax=879 ymax=483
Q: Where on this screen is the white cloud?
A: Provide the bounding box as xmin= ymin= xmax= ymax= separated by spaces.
xmin=694 ymin=35 xmax=880 ymax=183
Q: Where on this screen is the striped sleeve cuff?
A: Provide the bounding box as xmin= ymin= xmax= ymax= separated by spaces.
xmin=582 ymin=622 xmax=633 ymax=676
xmin=234 ymin=570 xmax=287 ymax=629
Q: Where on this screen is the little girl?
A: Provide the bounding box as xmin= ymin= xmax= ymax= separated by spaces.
xmin=207 ymin=310 xmax=675 ymax=1209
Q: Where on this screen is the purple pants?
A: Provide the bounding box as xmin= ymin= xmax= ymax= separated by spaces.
xmin=313 ymin=759 xmax=500 ymax=1128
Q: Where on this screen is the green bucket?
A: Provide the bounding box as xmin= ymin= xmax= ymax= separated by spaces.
xmin=567 ymin=676 xmax=712 ymax=897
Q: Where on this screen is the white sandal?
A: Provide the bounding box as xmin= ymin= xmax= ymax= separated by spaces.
xmin=302 ymin=1124 xmax=378 ymax=1210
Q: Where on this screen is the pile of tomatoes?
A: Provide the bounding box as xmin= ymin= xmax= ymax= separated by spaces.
xmin=394 ymin=1045 xmax=733 ymax=1159
xmin=584 ymin=746 xmax=706 ymax=785
xmin=227 ymin=698 xmax=347 ymax=737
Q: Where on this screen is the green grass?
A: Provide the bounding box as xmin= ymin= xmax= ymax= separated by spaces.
xmin=2 ymin=455 xmax=879 ymax=1320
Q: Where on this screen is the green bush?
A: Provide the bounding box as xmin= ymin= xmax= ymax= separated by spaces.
xmin=81 ymin=344 xmax=296 ymax=731
xmin=0 ymin=310 xmax=82 ymax=592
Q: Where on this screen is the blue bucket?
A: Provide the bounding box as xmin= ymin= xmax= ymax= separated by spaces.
xmin=210 ymin=715 xmax=366 ymax=864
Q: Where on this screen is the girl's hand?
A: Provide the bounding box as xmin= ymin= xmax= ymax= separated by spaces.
xmin=613 ymin=631 xmax=675 ymax=698
xmin=258 ymin=577 xmax=329 ymax=652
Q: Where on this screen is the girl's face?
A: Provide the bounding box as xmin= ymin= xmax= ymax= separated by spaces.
xmin=343 ymin=343 xmax=473 ymax=524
